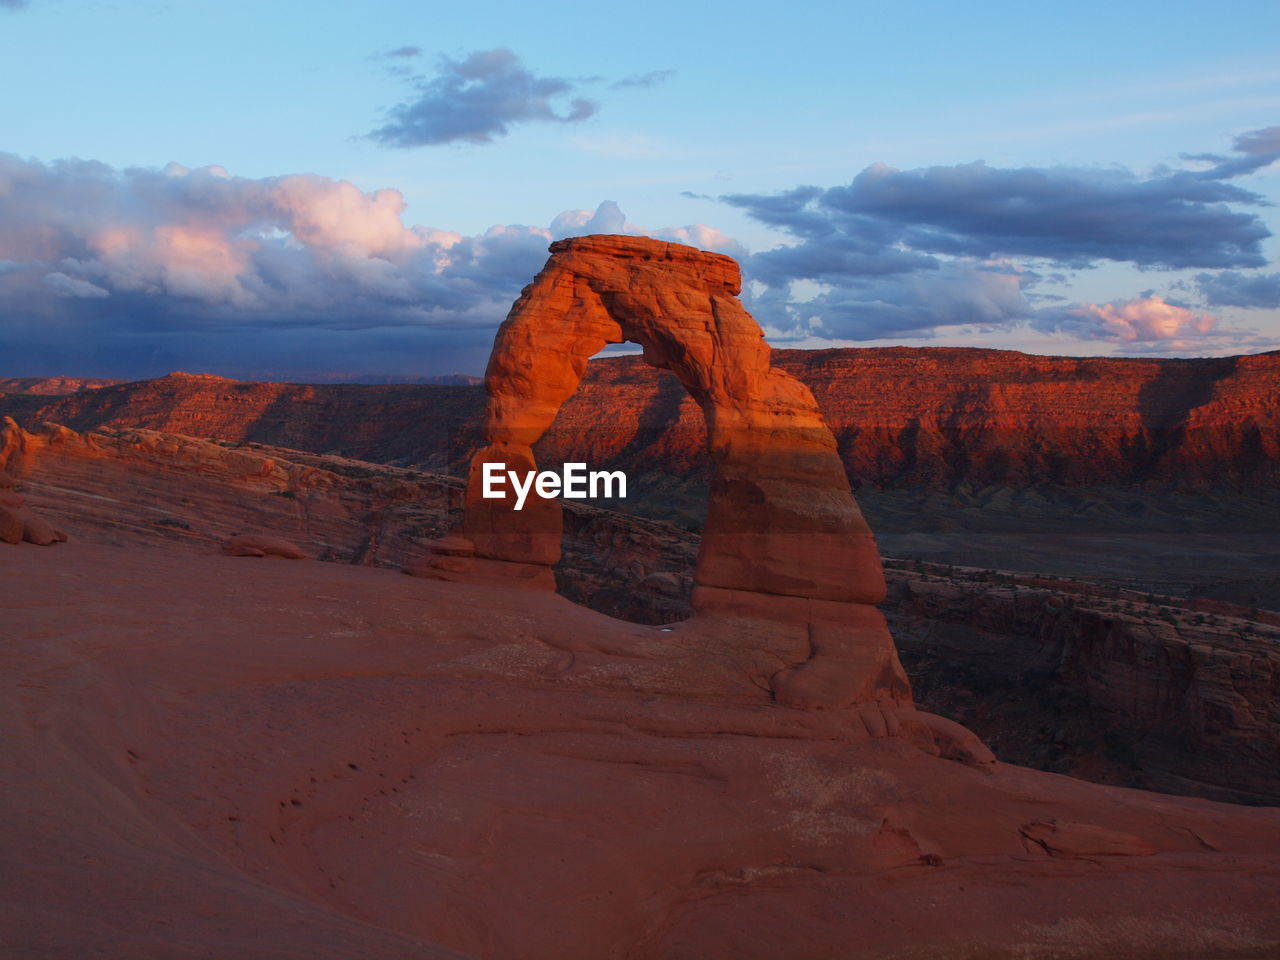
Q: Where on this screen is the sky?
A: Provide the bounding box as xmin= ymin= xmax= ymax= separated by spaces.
xmin=1 ymin=0 xmax=1279 ymax=379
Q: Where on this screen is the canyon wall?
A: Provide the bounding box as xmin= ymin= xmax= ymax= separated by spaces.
xmin=5 ymin=348 xmax=1277 ymax=491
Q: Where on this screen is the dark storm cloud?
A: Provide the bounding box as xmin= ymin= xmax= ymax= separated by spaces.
xmin=1196 ymin=270 xmax=1280 ymax=309
xmin=0 ymin=154 xmax=555 ymax=376
xmin=368 ymin=48 xmax=597 ymax=147
xmin=726 ymin=159 xmax=1270 ymax=275
xmin=718 ymin=128 xmax=1279 ymax=348
xmin=745 ymin=230 xmax=936 ymax=289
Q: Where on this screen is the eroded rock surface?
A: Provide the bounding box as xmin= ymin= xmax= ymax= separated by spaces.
xmin=450 ymin=235 xmax=907 ymax=711
xmin=885 ymin=562 xmax=1280 ymax=804
xmin=0 ymin=418 xmax=694 ymax=623
xmin=3 ymin=541 xmax=1279 ymax=959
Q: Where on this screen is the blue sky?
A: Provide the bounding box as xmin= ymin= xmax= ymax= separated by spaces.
xmin=2 ymin=0 xmax=1279 ymax=377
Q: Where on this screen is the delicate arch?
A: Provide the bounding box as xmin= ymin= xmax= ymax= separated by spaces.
xmin=461 ymin=234 xmax=887 ymax=609
xmin=413 ymin=235 xmax=916 ymax=711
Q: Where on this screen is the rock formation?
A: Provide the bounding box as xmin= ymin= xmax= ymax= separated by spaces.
xmin=6 ymin=412 xmax=1276 ymax=803
xmin=8 ymin=349 xmax=1279 ymax=494
xmin=435 ymin=235 xmax=908 ymax=712
xmin=223 ymin=533 xmax=311 ymax=559
xmin=2 ymin=388 xmax=1280 ymax=955
xmin=885 ymin=562 xmax=1280 ymax=804
xmin=0 ymin=419 xmax=66 ymax=546
xmin=9 ymin=347 xmax=1278 ymax=605
xmin=4 ymin=538 xmax=1280 ymax=959
xmin=0 ymin=418 xmax=696 ymax=624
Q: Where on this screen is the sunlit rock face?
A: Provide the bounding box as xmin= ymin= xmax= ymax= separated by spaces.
xmin=448 ymin=235 xmax=909 ymax=710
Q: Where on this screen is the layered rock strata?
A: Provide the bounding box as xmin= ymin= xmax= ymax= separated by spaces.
xmin=441 ymin=235 xmax=909 ymax=711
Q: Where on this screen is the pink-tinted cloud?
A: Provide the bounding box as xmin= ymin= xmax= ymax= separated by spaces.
xmin=1034 ymin=296 xmax=1218 ymax=346
xmin=0 ymin=155 xmax=741 ymax=377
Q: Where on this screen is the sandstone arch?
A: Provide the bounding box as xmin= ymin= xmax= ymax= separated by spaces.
xmin=434 ymin=235 xmax=913 ymax=710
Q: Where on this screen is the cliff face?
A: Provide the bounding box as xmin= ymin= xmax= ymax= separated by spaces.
xmin=544 ymin=348 xmax=1280 ymax=491
xmin=0 ymin=376 xmax=119 ymax=395
xmin=6 ymin=347 xmax=1279 ymax=492
xmin=7 ymin=371 xmax=479 ymax=468
xmin=883 ymin=564 xmax=1280 ymax=805
xmin=6 ymin=349 xmax=1278 ymax=607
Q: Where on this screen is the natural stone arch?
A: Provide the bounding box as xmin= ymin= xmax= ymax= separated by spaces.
xmin=427 ymin=234 xmax=913 ymax=710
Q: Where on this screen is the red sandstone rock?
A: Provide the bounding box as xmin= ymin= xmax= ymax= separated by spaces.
xmin=0 ymin=419 xmax=691 ymax=622
xmin=428 ymin=534 xmax=475 ymax=557
xmin=224 ymin=533 xmax=310 ymax=560
xmin=1020 ymin=820 xmax=1157 ymax=858
xmin=226 ymin=542 xmax=267 ymax=557
xmin=885 ymin=565 xmax=1280 ymax=804
xmin=458 ymin=235 xmax=904 ymax=709
xmin=10 ymin=350 xmax=1277 ymax=494
xmin=20 ymin=510 xmax=56 ymax=545
xmin=5 ymin=415 xmax=1276 ymax=805
xmin=1 ymin=541 xmax=1278 ymax=959
xmin=0 ymin=504 xmax=22 ymax=544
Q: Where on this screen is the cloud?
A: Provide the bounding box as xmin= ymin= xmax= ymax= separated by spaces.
xmin=712 ymin=128 xmax=1280 ymax=352
xmin=1196 ymin=270 xmax=1280 ymax=309
xmin=367 ymin=48 xmax=597 ymax=147
xmin=610 ymin=70 xmax=676 ymax=89
xmin=0 ymin=0 xmax=29 ymax=9
xmin=550 ymin=200 xmax=748 ymax=260
xmin=384 ymin=46 xmax=421 ymax=59
xmin=758 ymin=260 xmax=1036 ymax=341
xmin=1183 ymin=125 xmax=1280 ymax=180
xmin=0 ymin=156 xmax=741 ymax=377
xmin=1033 ymin=296 xmax=1217 ymax=344
xmin=725 ymin=157 xmax=1270 ymax=274
xmin=43 ymin=272 xmax=109 ymax=299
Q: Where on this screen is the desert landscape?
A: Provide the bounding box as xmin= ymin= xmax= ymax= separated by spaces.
xmin=3 ymin=235 xmax=1279 ymax=959
xmin=4 ymin=3 xmax=1280 ymax=957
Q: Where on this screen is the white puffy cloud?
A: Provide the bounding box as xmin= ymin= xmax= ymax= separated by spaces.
xmin=551 ymin=200 xmax=748 ymax=260
xmin=0 ymin=155 xmax=743 ymax=376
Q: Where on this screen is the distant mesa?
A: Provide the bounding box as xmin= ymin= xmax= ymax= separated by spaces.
xmin=0 ymin=376 xmax=119 ymax=396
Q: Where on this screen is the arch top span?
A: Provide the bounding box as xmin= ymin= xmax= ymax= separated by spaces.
xmin=423 ymin=234 xmax=916 ymax=711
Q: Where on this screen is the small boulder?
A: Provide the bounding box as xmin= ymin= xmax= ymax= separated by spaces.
xmin=223 ymin=534 xmax=309 ymax=560
xmin=225 ymin=543 xmax=267 ymax=557
xmin=20 ymin=512 xmax=56 ymax=546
